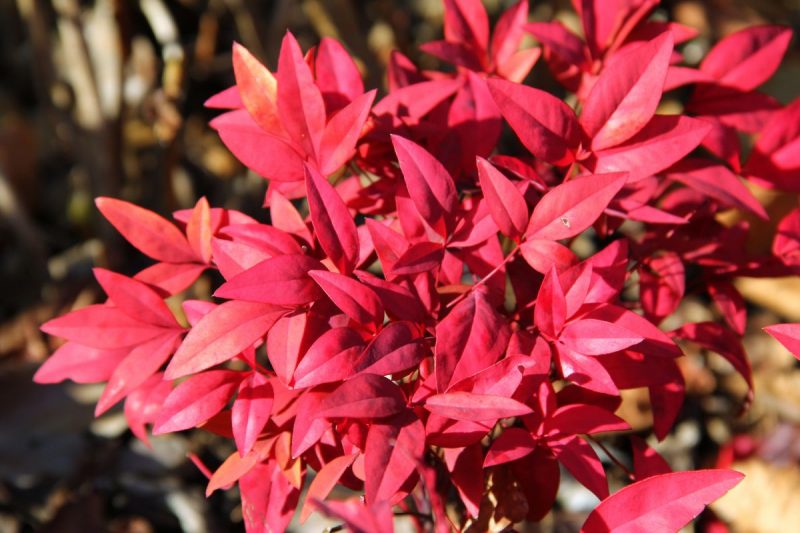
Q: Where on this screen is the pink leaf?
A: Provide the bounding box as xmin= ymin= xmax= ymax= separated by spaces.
xmin=581 ymin=33 xmax=674 ymax=151
xmin=276 ymin=32 xmax=326 ymax=158
xmin=319 ymin=90 xmax=376 ymax=175
xmin=365 ymin=412 xmax=425 ymax=504
xmin=315 ymin=37 xmax=365 ymax=111
xmin=435 ymin=289 xmax=510 ymax=391
xmin=483 ymin=427 xmax=537 ymax=467
xmin=317 ymin=374 xmax=406 ymax=419
xmin=292 ymin=327 xmax=365 ymax=388
xmin=33 ymin=342 xmax=128 ymax=384
xmin=214 ymin=254 xmax=325 ymax=306
xmin=665 ymin=159 xmax=767 ymax=219
xmin=559 ymin=318 xmax=644 ymax=356
xmin=95 ymin=331 xmax=183 ymax=415
xmin=154 ymin=370 xmax=242 ymax=434
xmin=443 ymin=0 xmax=489 ymax=57
xmin=476 ymin=156 xmax=528 ymax=237
xmin=526 ymin=172 xmax=627 ymax=240
xmin=165 ymin=301 xmax=285 ymax=379
xmin=543 ymin=404 xmax=630 ymax=438
xmin=581 ymin=469 xmax=744 ymax=532
xmin=94 ymin=268 xmax=179 ymax=328
xmin=231 ymin=42 xmax=281 ymax=135
xmin=41 ymin=305 xmax=166 ymax=350
xmin=309 ymin=270 xmax=384 ymax=328
xmin=487 ymin=78 xmax=581 ymax=166
xmin=589 ymin=115 xmax=713 ymax=182
xmin=551 ymin=435 xmax=609 ymax=499
xmin=356 ymin=321 xmax=426 ymax=376
xmin=425 ymin=391 xmax=533 ymax=421
xmin=535 ymin=267 xmax=567 ymax=339
xmin=95 ymin=197 xmax=195 ymax=263
xmin=300 ymin=454 xmax=358 ymax=522
xmin=765 ymin=323 xmax=800 ymax=360
xmin=212 ymin=110 xmax=306 ymax=182
xmin=520 ymin=239 xmax=578 ymax=274
xmin=700 ymin=25 xmax=792 ymax=91
xmin=392 ymin=135 xmax=458 ymax=235
xmin=232 ymin=372 xmax=273 ymax=456
xmin=305 ymin=164 xmax=360 ymax=275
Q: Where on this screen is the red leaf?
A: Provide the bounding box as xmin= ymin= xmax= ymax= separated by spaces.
xmin=154 ymin=370 xmax=242 ymax=434
xmin=309 ymin=270 xmax=384 ymax=328
xmin=520 ymin=239 xmax=578 ymax=274
xmin=315 ymin=37 xmax=365 ymax=111
xmin=425 ymin=391 xmax=533 ymax=421
xmin=526 ymin=172 xmax=627 ymax=240
xmin=543 ymin=404 xmax=630 ymax=438
xmin=165 ymin=301 xmax=284 ymax=379
xmin=124 ymin=373 xmax=172 ymax=446
xmin=212 ymin=110 xmax=306 ymax=182
xmin=276 ymin=32 xmax=326 ymax=159
xmin=291 ymin=386 xmax=333 ymax=457
xmin=241 ymin=460 xmax=301 ymax=533
xmin=581 ymin=33 xmax=674 ymax=151
xmin=356 ymin=321 xmax=426 ymax=376
xmin=365 ymin=412 xmax=425 ymax=504
xmin=232 ymin=373 xmax=273 ymax=456
xmin=708 ymin=281 xmax=747 ymax=336
xmin=535 ymin=267 xmax=567 ymax=340
xmin=745 ymin=97 xmax=800 ymax=191
xmin=551 ymin=435 xmax=609 ymax=499
xmin=764 ymin=323 xmax=800 ymax=360
xmin=391 ymin=135 xmax=458 ymax=234
xmin=490 ymin=0 xmax=529 ymax=69
xmin=94 ymin=269 xmax=179 ymax=328
xmin=630 ymin=435 xmax=672 ymax=479
xmin=292 ymin=327 xmax=365 ymax=388
xmin=700 ymin=25 xmax=792 ymax=91
xmin=317 ymin=374 xmax=406 ymax=419
xmin=483 ymin=427 xmax=536 ymax=467
xmin=305 ymin=164 xmax=360 ymax=274
xmin=95 ymin=331 xmax=183 ymax=415
xmin=443 ymin=0 xmax=489 ymax=57
xmin=185 ymin=197 xmax=213 ymax=263
xmin=665 ymin=159 xmax=767 ymax=219
xmin=33 ymin=342 xmax=128 ymax=384
xmin=96 ymin=197 xmax=195 ymax=263
xmin=487 ymin=78 xmax=581 ymax=166
xmin=673 ymin=321 xmax=753 ymax=398
xmin=300 ymin=454 xmax=358 ymax=522
xmin=311 ymin=498 xmax=394 ymax=533
xmin=41 ymin=304 xmax=166 ymax=350
xmin=319 ymin=90 xmax=376 ymax=175
xmin=231 ymin=43 xmax=281 ymax=135
xmin=639 ymin=252 xmax=685 ymax=324
xmin=435 ymin=289 xmax=510 ymax=391
xmin=588 ymin=115 xmax=712 ymax=182
xmin=354 ymin=272 xmax=428 ymax=323
xmin=134 ymin=262 xmax=206 ymax=296
xmin=559 ymin=318 xmax=643 ymax=356
xmin=214 ymin=254 xmax=325 ymax=306
xmin=446 ymin=444 xmax=484 ymax=518
xmin=476 ymin=156 xmax=528 ymax=238
xmin=391 ymin=242 xmax=445 ymax=277
xmin=581 ymin=469 xmax=744 ymax=532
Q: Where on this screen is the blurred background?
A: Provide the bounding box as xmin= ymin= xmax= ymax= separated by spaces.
xmin=1 ymin=0 xmax=799 ymax=531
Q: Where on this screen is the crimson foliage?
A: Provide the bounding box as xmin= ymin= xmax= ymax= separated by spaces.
xmin=37 ymin=0 xmax=800 ymax=530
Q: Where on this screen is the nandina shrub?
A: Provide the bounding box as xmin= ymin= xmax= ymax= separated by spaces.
xmin=34 ymin=0 xmax=800 ymax=530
